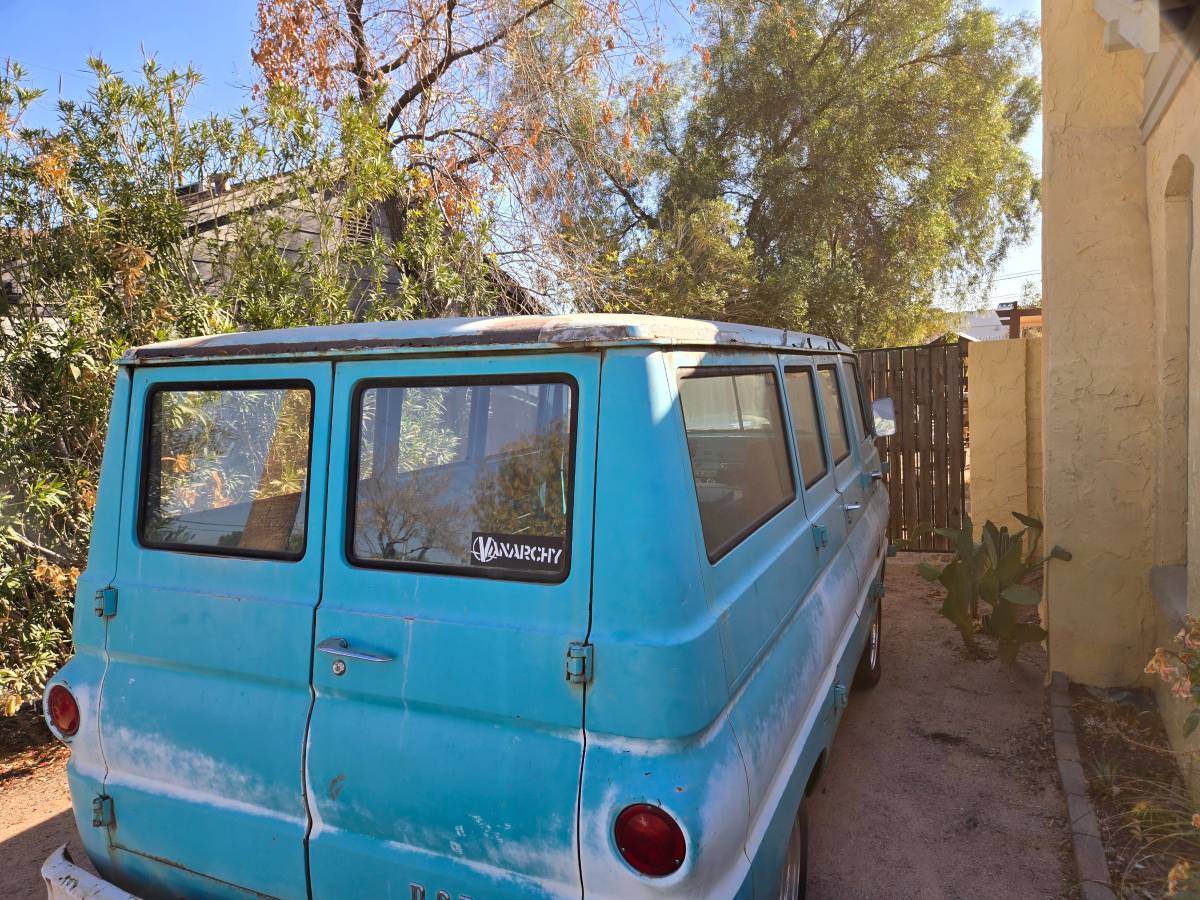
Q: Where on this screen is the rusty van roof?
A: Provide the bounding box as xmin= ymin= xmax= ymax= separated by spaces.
xmin=120 ymin=314 xmax=851 ymax=365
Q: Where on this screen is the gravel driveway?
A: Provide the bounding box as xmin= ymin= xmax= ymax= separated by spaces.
xmin=1 ymin=554 xmax=1074 ymax=899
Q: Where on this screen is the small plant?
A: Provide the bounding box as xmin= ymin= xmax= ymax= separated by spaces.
xmin=1147 ymin=617 xmax=1200 ymax=737
xmin=1092 ymin=757 xmax=1122 ymax=800
xmin=918 ymin=513 xmax=1071 ymax=663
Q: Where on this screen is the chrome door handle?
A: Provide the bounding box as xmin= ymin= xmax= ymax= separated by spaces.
xmin=844 ymin=503 xmax=863 ymax=512
xmin=870 ymin=471 xmax=885 ymax=481
xmin=317 ymin=637 xmax=393 ymax=663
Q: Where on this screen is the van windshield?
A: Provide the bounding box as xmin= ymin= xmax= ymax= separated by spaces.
xmin=349 ymin=378 xmax=574 ymax=580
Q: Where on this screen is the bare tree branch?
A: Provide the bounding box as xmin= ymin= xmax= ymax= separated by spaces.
xmin=382 ymin=0 xmax=556 ymax=132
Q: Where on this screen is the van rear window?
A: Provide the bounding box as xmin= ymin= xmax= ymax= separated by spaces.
xmin=348 ymin=378 xmax=574 ymax=581
xmin=140 ymin=384 xmax=313 ymax=558
xmin=678 ymin=369 xmax=795 ymax=561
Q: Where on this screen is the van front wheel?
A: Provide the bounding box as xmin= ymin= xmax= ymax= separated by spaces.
xmin=853 ymin=598 xmax=882 ymax=689
xmin=778 ymin=802 xmax=808 ymax=900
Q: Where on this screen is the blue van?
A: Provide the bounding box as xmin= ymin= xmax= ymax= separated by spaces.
xmin=41 ymin=314 xmax=891 ymax=900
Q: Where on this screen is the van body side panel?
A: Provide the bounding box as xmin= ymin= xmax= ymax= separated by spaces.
xmin=734 ymin=353 xmax=886 ymax=897
xmin=741 ymin=540 xmax=886 ymax=897
xmin=97 ymin=362 xmax=333 ymax=900
xmin=666 ymin=349 xmax=820 ymax=694
xmin=46 ymin=367 xmax=133 ymax=884
xmin=579 ymin=348 xmax=751 ymax=898
xmin=304 ymin=353 xmax=598 ymax=899
xmin=582 ymin=348 xmax=728 ymax=740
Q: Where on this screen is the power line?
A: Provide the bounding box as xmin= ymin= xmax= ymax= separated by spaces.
xmin=991 ymin=269 xmax=1040 ymax=282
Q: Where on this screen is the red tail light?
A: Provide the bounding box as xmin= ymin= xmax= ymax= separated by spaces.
xmin=47 ymin=685 xmax=79 ymax=737
xmin=614 ymin=803 xmax=686 ymax=877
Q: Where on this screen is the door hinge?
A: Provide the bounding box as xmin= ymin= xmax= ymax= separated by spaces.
xmin=812 ymin=524 xmax=829 ymax=549
xmin=565 ymin=641 xmax=593 ymax=685
xmin=92 ymin=794 xmax=114 ymax=828
xmin=869 ymin=578 xmax=886 ymax=601
xmin=94 ymin=586 xmax=117 ymax=618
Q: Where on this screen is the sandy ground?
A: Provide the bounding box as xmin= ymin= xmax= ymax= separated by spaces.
xmin=0 ymin=554 xmax=1073 ymax=899
xmin=0 ymin=741 xmax=92 ymax=900
xmin=808 ymin=553 xmax=1075 ymax=899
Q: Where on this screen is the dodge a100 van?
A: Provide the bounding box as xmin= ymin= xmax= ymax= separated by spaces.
xmin=41 ymin=314 xmax=892 ymax=900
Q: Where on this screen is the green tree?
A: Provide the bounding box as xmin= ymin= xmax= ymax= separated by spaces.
xmin=0 ymin=58 xmax=503 ymax=711
xmin=601 ymin=0 xmax=1040 ymax=347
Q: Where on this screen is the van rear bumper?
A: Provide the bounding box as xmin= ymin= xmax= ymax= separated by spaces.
xmin=41 ymin=845 xmax=138 ymax=900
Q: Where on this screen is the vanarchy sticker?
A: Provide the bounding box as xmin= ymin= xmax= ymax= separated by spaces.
xmin=470 ymin=532 xmax=565 ymax=572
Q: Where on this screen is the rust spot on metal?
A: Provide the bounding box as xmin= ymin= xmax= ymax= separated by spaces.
xmin=329 ymin=774 xmax=346 ymax=801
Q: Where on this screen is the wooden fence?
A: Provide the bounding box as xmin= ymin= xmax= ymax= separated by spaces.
xmin=858 ymin=343 xmax=968 ymax=551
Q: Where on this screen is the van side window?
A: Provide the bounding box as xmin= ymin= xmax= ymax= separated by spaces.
xmin=783 ymin=369 xmax=829 ymax=488
xmin=141 ymin=384 xmax=313 ymax=558
xmin=816 ymin=366 xmax=851 ymax=464
xmin=679 ymin=369 xmax=795 ymax=561
xmin=845 ymin=360 xmax=871 ymax=440
xmin=349 ymin=378 xmax=574 ymax=581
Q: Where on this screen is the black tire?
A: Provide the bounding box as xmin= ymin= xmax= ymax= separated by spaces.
xmin=853 ymin=597 xmax=882 ymax=689
xmin=778 ymin=801 xmax=808 ymax=900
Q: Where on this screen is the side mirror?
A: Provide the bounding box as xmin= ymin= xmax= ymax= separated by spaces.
xmin=872 ymin=397 xmax=896 ymax=437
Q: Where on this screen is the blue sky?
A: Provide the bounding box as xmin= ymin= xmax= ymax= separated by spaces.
xmin=1 ymin=0 xmax=1041 ymax=309
xmin=988 ymin=0 xmax=1042 ymax=308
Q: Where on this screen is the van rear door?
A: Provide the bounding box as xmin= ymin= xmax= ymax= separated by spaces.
xmin=304 ymin=352 xmax=599 ymax=898
xmin=100 ymin=362 xmax=331 ymax=899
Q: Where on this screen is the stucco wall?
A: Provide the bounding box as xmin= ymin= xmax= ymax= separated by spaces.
xmin=968 ymin=338 xmax=1043 ymax=533
xmin=1143 ymin=42 xmax=1200 ymax=767
xmin=1042 ymin=0 xmax=1158 ymax=685
xmin=1025 ymin=338 xmax=1044 ymax=524
xmin=1144 ymin=65 xmax=1200 ymax=608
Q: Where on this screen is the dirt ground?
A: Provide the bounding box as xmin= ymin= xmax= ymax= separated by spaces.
xmin=0 ymin=715 xmax=93 ymax=900
xmin=0 ymin=554 xmax=1074 ymax=899
xmin=808 ymin=553 xmax=1075 ymax=899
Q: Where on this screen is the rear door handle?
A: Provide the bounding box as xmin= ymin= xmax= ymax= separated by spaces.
xmin=844 ymin=503 xmax=863 ymax=512
xmin=317 ymin=637 xmax=394 ymax=663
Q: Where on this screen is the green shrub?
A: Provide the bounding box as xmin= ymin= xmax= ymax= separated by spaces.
xmin=0 ymin=58 xmax=506 ymax=712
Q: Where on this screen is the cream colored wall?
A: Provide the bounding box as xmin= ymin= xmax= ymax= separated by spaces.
xmin=968 ymin=339 xmax=1042 ymax=533
xmin=1143 ymin=48 xmax=1200 ymax=765
xmin=1145 ymin=73 xmax=1200 ymax=606
xmin=1025 ymin=337 xmax=1044 ymax=523
xmin=1042 ymin=0 xmax=1159 ymax=685
xmin=1152 ymin=176 xmax=1191 ymax=567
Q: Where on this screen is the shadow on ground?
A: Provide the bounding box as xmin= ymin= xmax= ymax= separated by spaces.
xmin=0 ymin=807 xmax=93 ymax=900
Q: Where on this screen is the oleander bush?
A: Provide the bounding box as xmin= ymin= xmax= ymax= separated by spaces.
xmin=0 ymin=58 xmax=502 ymax=713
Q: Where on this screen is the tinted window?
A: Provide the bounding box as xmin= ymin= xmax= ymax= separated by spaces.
xmin=679 ymin=370 xmax=794 ymax=560
xmin=817 ymin=367 xmax=851 ymax=463
xmin=350 ymin=379 xmax=573 ymax=580
xmin=845 ymin=360 xmax=871 ymax=440
xmin=784 ymin=369 xmax=829 ymax=487
xmin=141 ymin=385 xmax=313 ymax=557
